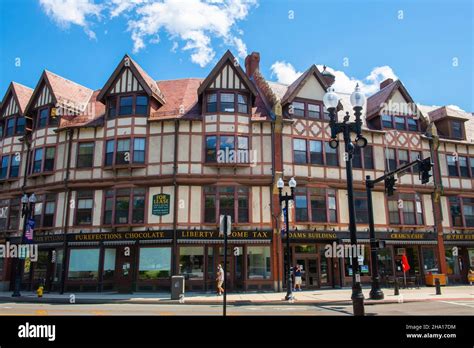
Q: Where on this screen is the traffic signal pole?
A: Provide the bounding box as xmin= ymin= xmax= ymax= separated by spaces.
xmin=365 ymin=157 xmax=432 ymax=299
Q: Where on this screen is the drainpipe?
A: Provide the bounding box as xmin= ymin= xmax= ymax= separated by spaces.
xmin=60 ymin=128 xmax=74 ymax=294
xmin=172 ymin=119 xmax=179 ymax=275
xmin=270 ymin=121 xmax=280 ymax=292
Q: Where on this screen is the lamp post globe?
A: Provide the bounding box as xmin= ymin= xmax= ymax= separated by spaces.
xmin=277 ymin=178 xmax=284 ymax=189
xmin=350 ymin=83 xmax=365 ymax=108
xmin=288 ymin=177 xmax=297 ymax=188
xmin=323 ymin=86 xmax=339 ymax=109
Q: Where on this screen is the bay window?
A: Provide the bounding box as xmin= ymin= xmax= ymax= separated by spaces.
xmin=205 ymin=136 xmax=217 ymax=162
xmin=395 ymin=116 xmax=405 ymax=130
xmin=203 ymin=186 xmax=249 ymax=223
xmin=220 ymin=93 xmax=235 ymax=112
xmin=103 ymin=188 xmax=146 ymax=225
xmin=75 ymin=190 xmax=94 ymax=225
xmin=295 ymin=188 xmax=337 ymax=223
xmin=31 ymin=147 xmax=55 ymax=174
xmin=237 ymin=94 xmax=248 ymax=113
xmin=382 ymin=114 xmax=393 ymax=128
xmin=119 ymin=96 xmax=133 ymax=115
xmin=135 ymin=95 xmax=148 ymax=115
xmin=116 ymin=139 xmax=130 ymax=165
xmin=6 ymin=118 xmax=15 ymax=137
xmin=407 ymin=118 xmax=418 ymax=131
xmin=37 ymin=107 xmax=49 ymax=128
xmin=108 ymin=97 xmax=117 ymax=118
xmin=206 ymin=93 xmax=217 ymax=112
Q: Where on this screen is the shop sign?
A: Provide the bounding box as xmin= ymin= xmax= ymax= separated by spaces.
xmin=68 ymin=231 xmax=173 ymax=242
xmin=444 ymin=234 xmax=474 ymax=241
xmin=388 ymin=233 xmax=425 ymax=240
xmin=178 ymin=230 xmax=271 ymax=240
xmin=152 ymin=194 xmax=170 ymax=216
xmin=286 ymin=231 xmax=338 ymax=240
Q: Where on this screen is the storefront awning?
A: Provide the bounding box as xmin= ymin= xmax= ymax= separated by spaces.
xmin=139 ymin=239 xmax=173 ymax=244
xmin=68 ymin=241 xmax=100 ymax=246
xmin=444 ymin=241 xmax=474 ymax=246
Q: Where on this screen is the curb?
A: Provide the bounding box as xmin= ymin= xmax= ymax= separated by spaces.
xmin=0 ymin=296 xmax=471 ymax=306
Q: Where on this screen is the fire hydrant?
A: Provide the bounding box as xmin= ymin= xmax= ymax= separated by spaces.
xmin=37 ymin=286 xmax=44 ymax=298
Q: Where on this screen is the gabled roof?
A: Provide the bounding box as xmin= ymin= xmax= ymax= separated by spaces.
xmin=150 ymin=78 xmax=203 ymax=120
xmin=97 ymin=54 xmax=166 ymax=105
xmin=366 ymin=79 xmax=418 ymax=120
xmin=281 ymin=64 xmax=328 ymax=105
xmin=59 ymin=90 xmax=105 ymax=129
xmin=25 ymin=70 xmax=93 ymax=116
xmin=197 ymin=50 xmax=258 ymax=97
xmin=1 ymin=82 xmax=33 ymax=115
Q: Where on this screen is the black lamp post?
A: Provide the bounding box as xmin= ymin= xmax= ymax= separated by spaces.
xmin=323 ymin=84 xmax=367 ymax=316
xmin=277 ymin=176 xmax=297 ymax=301
xmin=12 ymin=193 xmax=36 ymax=297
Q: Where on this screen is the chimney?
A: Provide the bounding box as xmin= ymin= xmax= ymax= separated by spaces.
xmin=380 ymin=78 xmax=394 ymax=90
xmin=245 ymin=52 xmax=260 ymax=78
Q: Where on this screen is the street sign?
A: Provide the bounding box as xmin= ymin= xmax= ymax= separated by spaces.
xmin=219 ymin=215 xmax=231 ymax=236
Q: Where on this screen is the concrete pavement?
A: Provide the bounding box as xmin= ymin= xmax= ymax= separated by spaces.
xmin=0 ymin=285 xmax=472 ymax=306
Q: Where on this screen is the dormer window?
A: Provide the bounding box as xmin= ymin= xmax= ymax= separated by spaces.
xmin=308 ymin=103 xmax=320 ymax=118
xmin=292 ymin=102 xmax=305 ymax=116
xmin=288 ymin=100 xmax=327 ymax=120
xmin=6 ymin=118 xmax=15 ymax=137
xmin=37 ymin=107 xmax=49 ymax=128
xmin=119 ymin=96 xmax=133 ymax=116
xmin=205 ymin=91 xmax=250 ymax=114
xmin=107 ymin=95 xmax=149 ymax=119
xmin=451 ymin=120 xmax=463 ymax=139
xmin=381 ymin=114 xmax=418 ymax=131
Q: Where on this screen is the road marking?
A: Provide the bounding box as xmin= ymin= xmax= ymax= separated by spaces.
xmin=35 ymin=310 xmax=48 ymax=316
xmin=92 ymin=310 xmax=106 ymax=315
xmin=441 ymin=301 xmax=474 ymax=308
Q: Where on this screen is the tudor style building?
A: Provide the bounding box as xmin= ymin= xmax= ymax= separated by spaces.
xmin=0 ymin=50 xmax=472 ymax=293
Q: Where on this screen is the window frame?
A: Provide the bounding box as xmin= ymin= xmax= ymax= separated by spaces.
xmin=76 ymin=142 xmax=95 ymax=169
xmin=446 ymin=154 xmax=472 ymax=178
xmin=103 ymin=188 xmax=147 ymax=226
xmin=203 ymin=186 xmax=250 ymax=224
xmin=287 ymin=98 xmax=326 ymax=120
xmin=448 ymin=196 xmax=474 ymax=228
xmin=37 ymin=107 xmax=50 ymax=129
xmin=75 ymin=190 xmax=94 ymax=226
xmin=103 ymin=137 xmax=147 ymax=167
xmin=33 ymin=194 xmax=57 ymax=229
xmin=293 ymin=138 xmax=339 ymax=167
xmin=0 ymin=155 xmax=9 ymax=180
xmin=204 ymin=91 xmax=251 ymax=115
xmin=294 ymin=187 xmax=338 ymax=223
xmin=387 ymin=193 xmax=424 ymax=226
xmin=352 ymin=145 xmax=374 ymax=170
xmin=106 ymin=94 xmax=149 ymax=119
xmin=380 ymin=114 xmax=418 ymax=132
xmin=204 ymin=134 xmax=250 ymax=164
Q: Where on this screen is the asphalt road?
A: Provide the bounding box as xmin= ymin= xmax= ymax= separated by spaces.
xmin=0 ymin=300 xmax=472 ymax=316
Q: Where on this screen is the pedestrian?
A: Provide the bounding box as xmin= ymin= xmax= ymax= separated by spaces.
xmin=294 ymin=264 xmax=302 ymax=291
xmin=216 ymin=264 xmax=224 ymax=296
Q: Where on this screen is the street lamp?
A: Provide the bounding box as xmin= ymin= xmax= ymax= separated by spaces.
xmin=323 ymin=84 xmax=367 ymax=316
xmin=12 ymin=193 xmax=36 ymax=297
xmin=277 ymin=176 xmax=297 ymax=301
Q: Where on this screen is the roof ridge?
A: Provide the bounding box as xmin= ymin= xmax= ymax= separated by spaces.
xmin=12 ymin=81 xmax=34 ymax=91
xmin=44 ymin=69 xmax=93 ymax=91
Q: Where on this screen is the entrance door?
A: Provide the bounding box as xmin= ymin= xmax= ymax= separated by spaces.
xmin=217 ymin=246 xmax=241 ymax=292
xmin=116 ymin=246 xmax=134 ymax=293
xmin=295 ymin=257 xmax=319 ymax=289
xmin=32 ymin=251 xmax=52 ymax=291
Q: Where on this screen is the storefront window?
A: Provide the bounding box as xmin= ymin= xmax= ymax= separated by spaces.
xmin=179 ymin=246 xmax=204 ymax=279
xmin=138 ymin=247 xmax=171 ymax=280
xmin=422 ymin=248 xmax=438 ymax=273
xmin=0 ymin=258 xmax=4 ymax=281
xmin=445 ymin=248 xmax=461 ymax=276
xmin=53 ymin=249 xmax=63 ymax=282
xmin=247 ymin=246 xmax=271 ymax=279
xmin=68 ymin=249 xmax=100 ymax=280
xmin=377 ymin=247 xmax=393 ymax=278
xmin=103 ymin=248 xmax=116 ymax=280
xmin=207 ymin=247 xmax=214 ymax=279
xmin=345 ymin=245 xmax=371 ymax=276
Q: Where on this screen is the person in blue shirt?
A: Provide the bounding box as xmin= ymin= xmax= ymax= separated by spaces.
xmin=294 ymin=264 xmax=302 ymax=291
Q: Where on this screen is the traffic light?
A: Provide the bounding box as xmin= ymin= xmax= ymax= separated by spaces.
xmin=385 ymin=175 xmax=397 ymax=196
xmin=418 ymin=157 xmax=433 ymax=184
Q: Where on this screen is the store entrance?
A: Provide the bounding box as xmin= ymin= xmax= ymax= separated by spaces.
xmin=295 ymin=257 xmax=319 ymax=288
xmin=216 ymin=246 xmax=244 ymax=292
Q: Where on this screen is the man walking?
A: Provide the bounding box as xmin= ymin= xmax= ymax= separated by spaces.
xmin=216 ymin=264 xmax=225 ymax=296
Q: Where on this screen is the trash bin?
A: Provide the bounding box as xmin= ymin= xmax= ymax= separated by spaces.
xmin=171 ymin=275 xmax=185 ymax=300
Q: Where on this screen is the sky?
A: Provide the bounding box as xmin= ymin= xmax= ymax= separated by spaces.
xmin=0 ymin=0 xmax=472 ymax=111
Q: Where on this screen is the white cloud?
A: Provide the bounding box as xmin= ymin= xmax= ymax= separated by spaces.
xmin=270 ymin=61 xmax=303 ymax=85
xmin=270 ymin=60 xmax=398 ymax=96
xmin=39 ymin=0 xmax=102 ymax=39
xmin=39 ymin=0 xmax=258 ymax=67
xmin=445 ymin=104 xmax=465 ymax=112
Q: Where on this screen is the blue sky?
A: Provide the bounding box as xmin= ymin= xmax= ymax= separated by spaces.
xmin=0 ymin=0 xmax=472 ymax=111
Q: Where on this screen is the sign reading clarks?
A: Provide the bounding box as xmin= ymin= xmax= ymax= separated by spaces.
xmin=152 ymin=194 xmax=170 ymax=216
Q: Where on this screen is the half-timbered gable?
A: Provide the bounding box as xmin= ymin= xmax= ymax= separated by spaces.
xmin=0 ymin=82 xmax=33 ymax=193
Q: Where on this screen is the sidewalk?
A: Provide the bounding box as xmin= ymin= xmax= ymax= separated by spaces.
xmin=0 ymin=285 xmax=472 ymax=305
